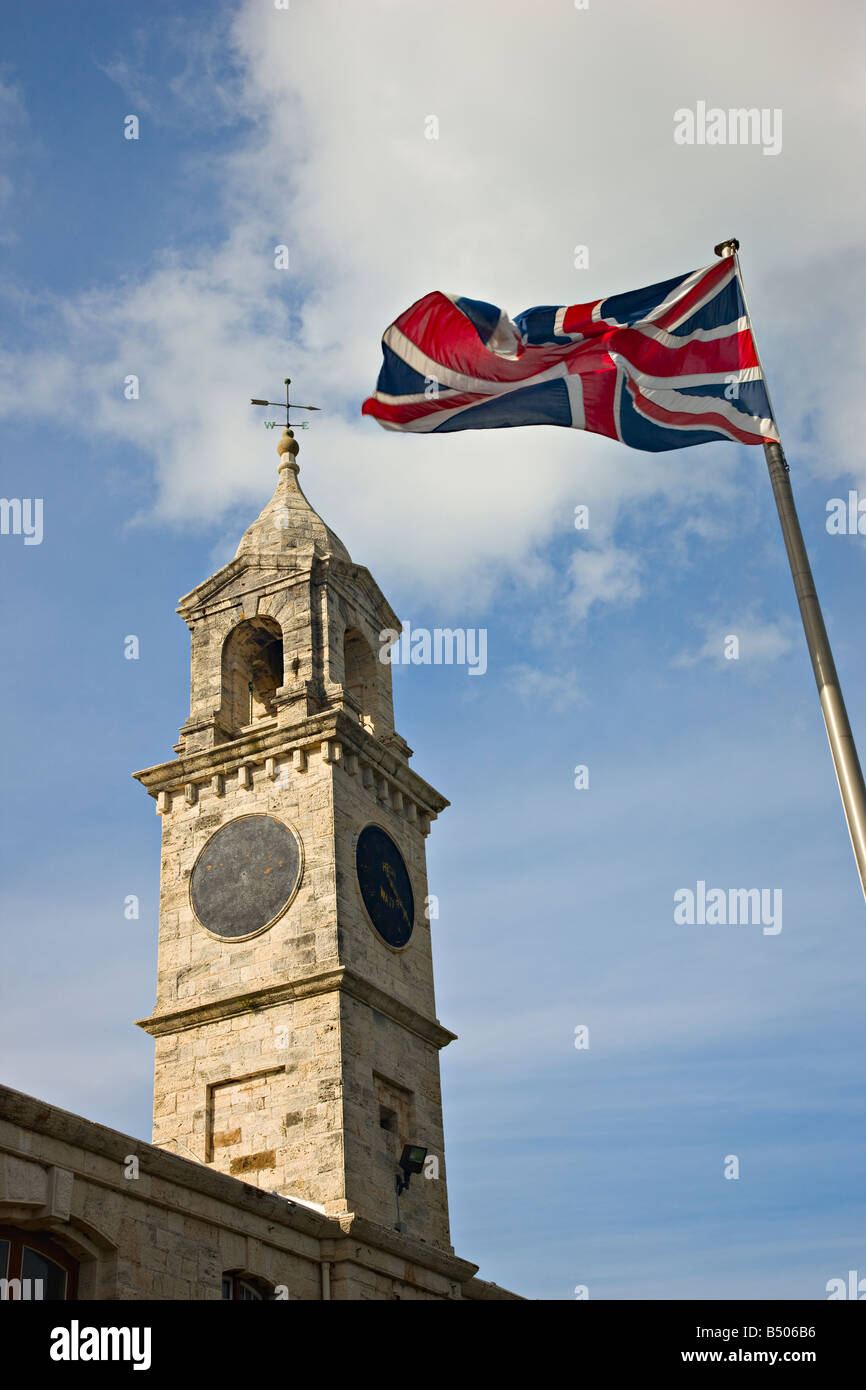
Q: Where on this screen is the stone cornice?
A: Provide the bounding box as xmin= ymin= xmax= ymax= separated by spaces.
xmin=180 ymin=568 xmax=310 ymax=624
xmin=176 ymin=555 xmax=399 ymax=635
xmin=321 ymin=561 xmax=400 ymax=635
xmin=135 ymin=963 xmax=458 ymax=1051
xmin=132 ymin=709 xmax=449 ymax=818
xmin=326 ymin=1215 xmax=478 ymax=1284
xmin=461 ymin=1276 xmax=526 ymax=1301
xmin=176 ymin=554 xmax=315 ymax=618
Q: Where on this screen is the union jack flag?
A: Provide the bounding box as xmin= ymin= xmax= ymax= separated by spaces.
xmin=362 ymin=259 xmax=778 ymax=451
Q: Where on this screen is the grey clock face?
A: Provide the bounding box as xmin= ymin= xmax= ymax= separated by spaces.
xmin=190 ymin=815 xmax=302 ymax=939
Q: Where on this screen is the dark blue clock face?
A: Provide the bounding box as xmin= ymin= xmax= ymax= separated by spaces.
xmin=356 ymin=825 xmax=415 ymax=948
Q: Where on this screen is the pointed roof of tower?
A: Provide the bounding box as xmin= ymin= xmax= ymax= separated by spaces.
xmin=234 ymin=428 xmax=351 ymax=564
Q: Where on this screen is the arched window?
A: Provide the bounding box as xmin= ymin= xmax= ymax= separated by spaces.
xmin=0 ymin=1226 xmax=78 ymax=1300
xmin=221 ymin=1270 xmax=274 ymax=1301
xmin=343 ymin=628 xmax=379 ymax=733
xmin=220 ymin=618 xmax=284 ymax=735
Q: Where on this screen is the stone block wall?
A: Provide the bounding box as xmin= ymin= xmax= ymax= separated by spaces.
xmin=0 ymin=1087 xmax=522 ymax=1301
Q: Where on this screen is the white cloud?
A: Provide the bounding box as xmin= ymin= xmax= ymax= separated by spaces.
xmin=566 ymin=543 xmax=643 ymax=621
xmin=1 ymin=0 xmax=865 ymax=600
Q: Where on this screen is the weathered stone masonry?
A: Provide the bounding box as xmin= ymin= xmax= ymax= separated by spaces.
xmin=0 ymin=428 xmax=522 ymax=1300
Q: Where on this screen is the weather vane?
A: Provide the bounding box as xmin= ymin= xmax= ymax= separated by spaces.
xmin=250 ymin=378 xmax=321 ymax=431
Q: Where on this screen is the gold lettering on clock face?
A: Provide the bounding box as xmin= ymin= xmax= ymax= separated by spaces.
xmin=378 ymin=861 xmax=412 ymax=929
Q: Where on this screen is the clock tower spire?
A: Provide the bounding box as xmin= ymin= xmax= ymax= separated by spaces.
xmin=134 ymin=426 xmax=454 ymax=1249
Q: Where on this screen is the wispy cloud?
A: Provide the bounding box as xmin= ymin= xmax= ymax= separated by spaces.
xmin=507 ymin=662 xmax=582 ymax=711
xmin=672 ymin=609 xmax=795 ymax=672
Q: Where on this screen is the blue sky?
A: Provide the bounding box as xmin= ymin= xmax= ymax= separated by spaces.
xmin=2 ymin=0 xmax=865 ymax=1300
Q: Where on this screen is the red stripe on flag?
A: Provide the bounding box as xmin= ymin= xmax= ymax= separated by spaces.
xmin=561 ymin=300 xmax=604 ymax=337
xmin=625 ymin=378 xmax=776 ymax=446
xmin=580 ymin=358 xmax=619 ymax=441
xmin=396 ymin=292 xmax=578 ymax=384
xmin=606 ymin=325 xmax=759 ymax=379
xmin=653 ymin=260 xmax=732 ymax=332
xmin=361 ymin=390 xmax=485 ymax=424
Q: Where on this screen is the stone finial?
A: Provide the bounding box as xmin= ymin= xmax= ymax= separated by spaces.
xmin=277 ymin=427 xmax=300 ymax=474
xmin=233 ymin=425 xmax=350 ymax=563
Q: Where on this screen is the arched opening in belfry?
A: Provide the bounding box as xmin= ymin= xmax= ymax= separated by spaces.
xmin=221 ymin=617 xmax=284 ymax=734
xmin=343 ymin=627 xmax=379 ymax=733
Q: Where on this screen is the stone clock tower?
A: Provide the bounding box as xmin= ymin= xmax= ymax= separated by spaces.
xmin=134 ymin=427 xmax=454 ymax=1250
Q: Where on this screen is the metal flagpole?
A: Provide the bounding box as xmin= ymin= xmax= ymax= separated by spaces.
xmin=714 ymin=238 xmax=866 ymax=904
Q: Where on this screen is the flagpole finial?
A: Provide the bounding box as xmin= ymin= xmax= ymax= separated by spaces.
xmin=714 ymin=237 xmax=740 ymax=258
